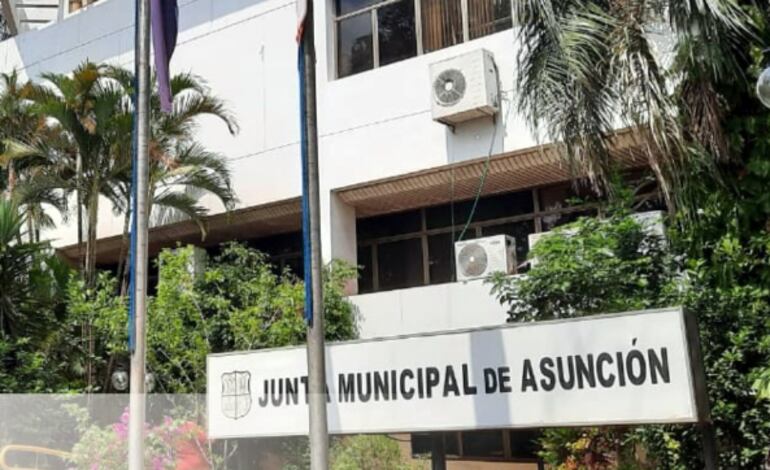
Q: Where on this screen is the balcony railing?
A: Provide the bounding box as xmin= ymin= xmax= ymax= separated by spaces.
xmin=349 ymin=277 xmax=513 ymax=339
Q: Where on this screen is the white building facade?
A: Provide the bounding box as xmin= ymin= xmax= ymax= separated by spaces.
xmin=0 ymin=0 xmax=656 ymax=467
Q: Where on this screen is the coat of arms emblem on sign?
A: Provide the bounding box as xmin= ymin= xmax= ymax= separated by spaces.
xmin=221 ymin=371 xmax=252 ymax=420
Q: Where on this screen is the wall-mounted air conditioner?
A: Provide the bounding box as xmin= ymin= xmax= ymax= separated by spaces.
xmin=454 ymin=235 xmax=516 ymax=281
xmin=429 ymin=49 xmax=499 ymax=126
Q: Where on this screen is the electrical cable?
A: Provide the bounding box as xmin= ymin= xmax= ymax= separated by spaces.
xmin=455 ymin=84 xmax=513 ymax=242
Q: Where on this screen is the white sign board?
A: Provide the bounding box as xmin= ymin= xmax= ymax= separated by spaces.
xmin=207 ymin=307 xmax=705 ymax=439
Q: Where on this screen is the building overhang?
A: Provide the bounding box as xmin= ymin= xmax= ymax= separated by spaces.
xmin=335 ymin=130 xmax=648 ymax=217
xmin=57 ymin=197 xmax=302 ymax=266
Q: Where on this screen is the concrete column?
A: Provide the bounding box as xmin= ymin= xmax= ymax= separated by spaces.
xmin=321 ymin=190 xmax=358 ymax=294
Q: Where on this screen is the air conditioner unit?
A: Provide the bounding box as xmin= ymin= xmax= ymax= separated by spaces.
xmin=454 ymin=235 xmax=516 ymax=281
xmin=527 ymin=210 xmax=666 ymax=267
xmin=430 ymin=49 xmax=499 ymax=126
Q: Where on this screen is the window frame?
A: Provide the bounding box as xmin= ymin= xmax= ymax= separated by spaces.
xmin=410 ymin=430 xmax=544 ymax=465
xmin=357 ymin=187 xmax=609 ymax=293
xmin=334 ymin=0 xmax=512 ymax=79
xmin=356 ymin=186 xmax=663 ymax=293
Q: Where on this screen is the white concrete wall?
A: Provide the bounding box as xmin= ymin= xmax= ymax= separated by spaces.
xmin=349 ymin=278 xmax=511 ymax=339
xmin=0 ymin=0 xmax=536 ymax=253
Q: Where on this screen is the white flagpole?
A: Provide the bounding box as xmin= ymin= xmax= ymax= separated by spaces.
xmin=128 ymin=0 xmax=151 ymax=467
xmin=300 ymin=0 xmax=329 ymax=468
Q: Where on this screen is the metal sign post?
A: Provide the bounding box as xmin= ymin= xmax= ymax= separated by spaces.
xmin=128 ymin=0 xmax=151 ymax=467
xmin=299 ymin=0 xmax=329 ymax=468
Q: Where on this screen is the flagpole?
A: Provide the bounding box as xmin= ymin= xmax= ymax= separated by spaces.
xmin=128 ymin=0 xmax=151 ymax=467
xmin=299 ymin=0 xmax=329 ymax=468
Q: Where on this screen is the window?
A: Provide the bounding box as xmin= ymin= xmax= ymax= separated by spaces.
xmin=421 ymin=0 xmax=463 ymax=53
xmin=337 ymin=12 xmax=374 ymax=77
xmin=468 ymin=0 xmax=513 ymax=40
xmin=411 ymin=430 xmax=540 ymax=462
xmin=427 ymin=233 xmax=454 ymax=285
xmin=357 ymin=189 xmax=540 ymax=293
xmin=462 ymin=430 xmax=505 ymax=458
xmin=482 ymin=219 xmax=535 ymax=264
xmin=377 ymin=238 xmax=424 ymax=290
xmin=355 ymin=183 xmax=655 ymax=294
xmin=335 ymin=0 xmax=514 ymax=78
xmin=378 ymin=0 xmax=417 ymax=66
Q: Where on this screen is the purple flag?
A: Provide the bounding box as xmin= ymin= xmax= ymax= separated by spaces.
xmin=150 ymin=0 xmax=178 ymax=113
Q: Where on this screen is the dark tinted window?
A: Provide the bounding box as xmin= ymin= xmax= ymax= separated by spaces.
xmin=539 ymin=182 xmax=596 ymax=211
xmin=425 ymin=203 xmax=454 ymax=230
xmin=357 ymin=210 xmax=422 ymax=239
xmin=336 ymin=0 xmax=379 ymax=15
xmin=469 ymin=0 xmax=513 ymax=40
xmin=473 ymin=191 xmax=534 ymax=221
xmin=509 ymin=430 xmax=540 ymax=459
xmin=427 ymin=233 xmax=454 ymax=284
xmin=338 ymin=12 xmax=374 ymax=77
xmin=462 ymin=430 xmax=505 ymax=458
xmin=410 ymin=432 xmax=460 ymax=457
xmin=357 ymin=245 xmax=374 ymax=293
xmin=444 ymin=432 xmax=460 ymax=456
xmin=482 ymin=219 xmax=535 ymax=266
xmin=410 ymin=433 xmax=432 ymax=456
xmin=426 ymin=191 xmax=534 ymax=229
xmin=282 ymin=255 xmax=304 ymax=279
xmin=378 ymin=0 xmax=417 ymax=66
xmin=377 ymin=238 xmax=423 ymax=290
xmin=249 ymin=232 xmax=302 ymax=256
xmin=421 ymin=0 xmax=463 ymax=53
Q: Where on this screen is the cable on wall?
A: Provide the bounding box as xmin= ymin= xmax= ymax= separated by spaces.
xmin=454 ymin=85 xmax=514 ymax=242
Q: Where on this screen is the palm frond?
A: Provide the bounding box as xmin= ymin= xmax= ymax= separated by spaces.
xmin=151 ymin=190 xmax=208 ymax=237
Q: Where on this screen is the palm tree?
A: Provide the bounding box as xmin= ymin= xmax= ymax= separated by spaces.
xmin=0 ymin=199 xmax=47 ymax=337
xmin=26 ymin=61 xmax=132 ymax=286
xmin=0 ymin=70 xmax=43 ymax=196
xmin=103 ymin=68 xmax=238 ymax=291
xmin=1 ymin=134 xmax=73 ymax=243
xmin=513 ymin=0 xmax=756 ymax=208
xmin=0 ymin=71 xmax=71 ymax=242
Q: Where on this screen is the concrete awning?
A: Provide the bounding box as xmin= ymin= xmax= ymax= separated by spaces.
xmin=57 ymin=197 xmax=302 ymax=266
xmin=335 ymin=130 xmax=647 ymax=217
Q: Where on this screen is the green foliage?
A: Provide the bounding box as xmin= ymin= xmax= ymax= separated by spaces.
xmin=330 ymin=435 xmax=414 ymax=470
xmin=66 ymin=272 xmax=127 ymax=391
xmin=490 ymin=211 xmax=679 ymax=323
xmin=201 ymin=243 xmax=357 ymax=353
xmin=283 ymin=435 xmax=420 ymax=470
xmin=0 ymin=199 xmax=49 ymax=336
xmin=0 ymin=199 xmax=75 ymax=392
xmin=147 ymin=246 xmax=211 ymax=393
xmin=490 ymin=208 xmax=770 ymax=468
xmin=514 ymin=0 xmax=756 ymax=204
xmin=67 ymin=273 xmax=127 ymax=357
xmin=80 ymin=243 xmax=358 ymax=393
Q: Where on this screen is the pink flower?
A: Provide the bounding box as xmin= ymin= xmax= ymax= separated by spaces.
xmin=112 ymin=421 xmax=128 ymax=440
xmin=152 ymin=456 xmax=165 ymax=470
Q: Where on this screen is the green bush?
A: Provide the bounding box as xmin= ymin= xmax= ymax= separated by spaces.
xmin=82 ymin=243 xmax=358 ymax=393
xmin=489 ymin=209 xmax=770 ymax=468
